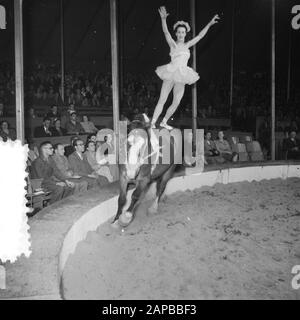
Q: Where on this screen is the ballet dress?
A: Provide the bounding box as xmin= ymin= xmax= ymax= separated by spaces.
xmin=155 ymin=43 xmax=200 ymax=85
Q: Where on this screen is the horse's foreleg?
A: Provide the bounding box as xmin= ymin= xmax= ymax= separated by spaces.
xmin=149 ymin=165 xmax=175 ymax=214
xmin=119 ymin=178 xmax=150 ymax=226
xmin=112 ymin=176 xmax=128 ymax=224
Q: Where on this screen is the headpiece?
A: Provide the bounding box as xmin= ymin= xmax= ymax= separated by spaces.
xmin=173 ymin=21 xmax=191 ymax=32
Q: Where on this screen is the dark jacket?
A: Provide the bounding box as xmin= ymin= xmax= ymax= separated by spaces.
xmin=68 ymin=152 xmax=94 ymax=177
xmin=34 ymin=126 xmax=53 ymax=138
xmin=31 ymin=156 xmax=66 ymax=185
xmin=50 ymin=127 xmax=68 ymax=136
xmin=65 ymin=120 xmax=84 ymax=134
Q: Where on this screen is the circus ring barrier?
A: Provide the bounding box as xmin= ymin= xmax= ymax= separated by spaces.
xmin=1 ymin=162 xmax=300 ymax=300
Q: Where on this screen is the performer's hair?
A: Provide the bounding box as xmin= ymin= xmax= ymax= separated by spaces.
xmin=174 ymin=24 xmax=188 ymax=33
xmin=173 ymin=20 xmax=191 ymax=33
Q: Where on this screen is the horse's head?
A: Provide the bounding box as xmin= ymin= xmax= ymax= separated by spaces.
xmin=125 ymin=113 xmax=151 ymax=180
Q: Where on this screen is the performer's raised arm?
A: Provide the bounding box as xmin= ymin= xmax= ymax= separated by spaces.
xmin=158 ymin=6 xmax=176 ymax=48
xmin=187 ymin=14 xmax=220 ymax=48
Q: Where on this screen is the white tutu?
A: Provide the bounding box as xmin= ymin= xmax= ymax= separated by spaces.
xmin=155 ymin=44 xmax=200 ymax=85
xmin=156 ymin=64 xmax=199 ymax=85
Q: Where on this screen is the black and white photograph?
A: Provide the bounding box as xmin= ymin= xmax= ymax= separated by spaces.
xmin=0 ymin=0 xmax=300 ymax=303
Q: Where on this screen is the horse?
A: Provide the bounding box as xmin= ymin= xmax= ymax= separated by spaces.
xmin=112 ymin=113 xmax=179 ymax=228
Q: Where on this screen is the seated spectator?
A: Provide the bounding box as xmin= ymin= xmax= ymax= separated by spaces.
xmin=46 ymin=105 xmax=61 ymax=124
xmin=68 ymin=139 xmax=108 ymax=188
xmin=204 ymin=131 xmax=224 ymax=165
xmin=52 ymin=143 xmax=88 ymax=193
xmin=67 ymin=103 xmax=76 ymax=115
xmin=27 ymin=142 xmax=39 ymax=165
xmin=86 ymin=133 xmax=97 ymax=144
xmin=96 ymin=133 xmax=118 ymax=181
xmin=284 ymin=131 xmax=300 ymax=160
xmin=50 ymin=119 xmax=67 ymax=136
xmin=66 ymin=112 xmax=84 ymax=135
xmin=0 ymin=120 xmax=16 ymax=141
xmin=85 ymin=141 xmax=113 ymax=182
xmin=215 ymin=131 xmax=238 ymax=162
xmin=80 ymin=115 xmax=98 ymax=134
xmin=34 ymin=117 xmax=53 ymax=138
xmin=64 ymin=136 xmax=79 ymax=158
xmin=31 ymin=141 xmax=74 ymax=204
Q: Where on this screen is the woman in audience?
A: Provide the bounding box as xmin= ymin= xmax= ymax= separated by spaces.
xmin=215 ymin=131 xmax=238 ymax=162
xmin=50 ymin=119 xmax=67 ymax=136
xmin=96 ymin=134 xmax=118 ymax=181
xmin=85 ymin=140 xmax=113 ymax=182
xmin=86 ymin=133 xmax=97 ymax=144
xmin=204 ymin=131 xmax=224 ymax=164
xmin=80 ymin=115 xmax=98 ymax=134
xmin=0 ymin=120 xmax=16 ymax=141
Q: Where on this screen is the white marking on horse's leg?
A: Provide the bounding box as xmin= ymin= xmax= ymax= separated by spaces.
xmin=148 ymin=197 xmax=159 ymax=215
xmin=119 ymin=211 xmax=133 ymax=226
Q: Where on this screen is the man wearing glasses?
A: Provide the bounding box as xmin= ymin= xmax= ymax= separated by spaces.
xmin=68 ymin=139 xmax=108 ymax=188
xmin=31 ymin=141 xmax=74 ymax=204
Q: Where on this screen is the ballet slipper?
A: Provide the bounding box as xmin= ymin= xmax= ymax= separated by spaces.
xmin=160 ymin=121 xmax=173 ymax=130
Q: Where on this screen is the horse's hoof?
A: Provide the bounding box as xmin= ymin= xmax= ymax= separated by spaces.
xmin=111 ymin=220 xmax=120 ymax=229
xmin=119 ymin=211 xmax=133 ymax=227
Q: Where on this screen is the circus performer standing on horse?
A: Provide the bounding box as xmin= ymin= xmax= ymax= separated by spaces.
xmin=151 ymin=6 xmax=220 ymax=130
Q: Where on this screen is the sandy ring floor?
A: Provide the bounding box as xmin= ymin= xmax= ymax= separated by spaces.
xmin=63 ymin=178 xmax=300 ymax=299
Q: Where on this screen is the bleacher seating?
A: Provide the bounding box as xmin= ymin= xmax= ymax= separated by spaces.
xmin=246 ymin=141 xmax=264 ymax=161
xmin=231 ymin=143 xmax=249 ymax=162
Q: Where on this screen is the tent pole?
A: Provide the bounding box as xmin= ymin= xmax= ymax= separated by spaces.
xmin=110 ymin=0 xmax=120 ymax=161
xmin=229 ymin=0 xmax=236 ymax=121
xmin=190 ymin=0 xmax=197 ymax=149
xmin=14 ymin=0 xmax=25 ymax=143
xmin=60 ymin=0 xmax=65 ymax=104
xmin=271 ymin=0 xmax=276 ymax=160
xmin=286 ymin=27 xmax=291 ymax=103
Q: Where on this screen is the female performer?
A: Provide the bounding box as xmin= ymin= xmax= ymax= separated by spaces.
xmin=151 ymin=6 xmax=220 ymax=130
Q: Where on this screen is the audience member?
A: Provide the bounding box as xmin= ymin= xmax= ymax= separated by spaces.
xmin=64 ymin=136 xmax=79 ymax=158
xmin=66 ymin=112 xmax=84 ymax=135
xmin=52 ymin=143 xmax=89 ymax=193
xmin=86 ymin=133 xmax=97 ymax=144
xmin=204 ymin=131 xmax=224 ymax=164
xmin=68 ymin=139 xmax=108 ymax=188
xmin=34 ymin=117 xmax=53 ymax=138
xmin=215 ymin=131 xmax=238 ymax=162
xmin=284 ymin=131 xmax=300 ymax=160
xmin=31 ymin=141 xmax=74 ymax=204
xmin=85 ymin=140 xmax=113 ymax=182
xmin=46 ymin=105 xmax=61 ymax=124
xmin=50 ymin=118 xmax=67 ymax=136
xmin=80 ymin=115 xmax=98 ymax=134
xmin=0 ymin=120 xmax=16 ymax=141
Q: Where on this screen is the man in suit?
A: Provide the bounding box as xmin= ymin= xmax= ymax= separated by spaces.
xmin=284 ymin=131 xmax=300 ymax=160
xmin=46 ymin=105 xmax=61 ymax=124
xmin=50 ymin=119 xmax=67 ymax=136
xmin=52 ymin=143 xmax=88 ymax=194
xmin=68 ymin=139 xmax=108 ymax=189
xmin=34 ymin=117 xmax=53 ymax=138
xmin=31 ymin=141 xmax=74 ymax=204
xmin=66 ymin=112 xmax=84 ymax=135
